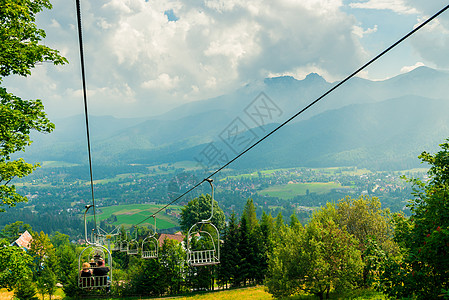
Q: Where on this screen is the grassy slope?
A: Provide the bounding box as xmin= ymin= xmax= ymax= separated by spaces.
xmin=260 ymin=182 xmax=349 ymax=200
xmin=90 ymin=204 xmax=182 ymax=229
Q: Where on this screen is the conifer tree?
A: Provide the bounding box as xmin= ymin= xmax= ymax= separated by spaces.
xmin=218 ymin=211 xmax=239 ymax=288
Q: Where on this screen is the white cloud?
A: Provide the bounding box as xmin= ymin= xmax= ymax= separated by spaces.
xmin=352 ymin=24 xmax=377 ymax=38
xmin=142 ymin=73 xmax=180 ymax=90
xmin=400 ymin=62 xmax=425 ymax=73
xmin=349 ymin=0 xmax=418 ymax=14
xmin=4 ymin=0 xmax=371 ymax=118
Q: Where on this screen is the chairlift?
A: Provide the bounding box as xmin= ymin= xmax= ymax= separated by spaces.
xmin=142 ymin=216 xmax=158 ymax=259
xmin=127 ymin=227 xmax=139 ymax=255
xmin=111 ymin=234 xmax=121 ymax=251
xmin=96 ymin=226 xmax=120 ymax=252
xmin=187 ymin=179 xmax=220 ymax=266
xmin=78 ymin=205 xmax=113 ymax=289
xmin=119 ymin=233 xmax=128 ymax=253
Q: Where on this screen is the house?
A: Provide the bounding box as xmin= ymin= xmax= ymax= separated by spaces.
xmin=158 ymin=231 xmax=185 ymax=246
xmin=11 ymin=230 xmax=33 ymax=251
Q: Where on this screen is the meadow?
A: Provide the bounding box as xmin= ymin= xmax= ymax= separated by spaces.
xmin=260 ymin=182 xmax=349 ymax=200
xmin=88 ymin=204 xmax=182 ymax=229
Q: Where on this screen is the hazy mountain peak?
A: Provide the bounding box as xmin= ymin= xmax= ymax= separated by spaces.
xmin=264 ymin=75 xmax=298 ymax=85
xmin=303 ymin=72 xmax=326 ymax=83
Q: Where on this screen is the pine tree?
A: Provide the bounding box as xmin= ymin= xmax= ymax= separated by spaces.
xmin=14 ymin=276 xmax=38 ymax=300
xmin=217 ymin=212 xmax=238 ymax=288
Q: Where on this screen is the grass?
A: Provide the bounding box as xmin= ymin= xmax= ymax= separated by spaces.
xmin=88 ymin=203 xmax=181 ymax=229
xmin=172 ymin=286 xmax=272 ymax=300
xmin=1 ymin=286 xmax=389 ymax=300
xmin=260 ymin=182 xmax=350 ymax=200
xmin=285 ymin=288 xmax=389 ymax=299
xmin=0 ymin=288 xmax=64 ymax=300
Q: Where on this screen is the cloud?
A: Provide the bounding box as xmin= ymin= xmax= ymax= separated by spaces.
xmin=402 ymin=2 xmax=449 ymax=69
xmin=352 ymin=24 xmax=377 ymax=38
xmin=400 ymin=62 xmax=425 ymax=73
xmin=349 ymin=0 xmax=418 ymax=14
xmin=4 ymin=0 xmax=369 ymax=118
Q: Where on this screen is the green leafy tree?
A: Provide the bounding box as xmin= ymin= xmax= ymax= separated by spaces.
xmin=0 ymin=243 xmax=32 ymax=290
xmin=381 ymin=140 xmax=449 ymax=299
xmin=180 ymin=194 xmax=226 ymax=233
xmin=0 ymin=0 xmax=67 ymax=211
xmin=266 ymin=210 xmax=363 ymax=300
xmin=36 ymin=266 xmax=57 ymax=300
xmin=29 ymin=231 xmax=57 ymax=300
xmin=159 ymin=238 xmax=187 ymax=295
xmin=315 ymin=196 xmax=398 ymax=286
xmin=129 ymin=259 xmax=167 ymax=297
xmin=0 ymin=221 xmax=33 ymax=242
xmin=50 ymin=231 xmax=70 ymax=249
xmin=54 ymin=244 xmax=76 ymax=285
xmin=265 ymin=219 xmax=301 ymax=298
xmin=14 ymin=276 xmax=39 ymax=300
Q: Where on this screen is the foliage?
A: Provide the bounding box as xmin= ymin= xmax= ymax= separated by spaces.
xmin=129 ymin=258 xmax=167 ymax=296
xmin=266 ymin=208 xmax=364 ymax=300
xmin=14 ymin=276 xmax=39 ymax=300
xmin=159 ymin=238 xmax=188 ymax=295
xmin=0 ymin=221 xmax=33 ymax=242
xmin=54 ymin=244 xmax=76 ymax=285
xmin=380 ymin=140 xmax=449 ymax=299
xmin=0 ymin=0 xmax=67 ymax=211
xmin=28 ymin=231 xmax=57 ymax=300
xmin=217 ymin=212 xmax=239 ymax=288
xmin=180 ymin=194 xmax=226 ymax=233
xmin=0 ymin=244 xmax=32 ymax=290
xmin=0 ymin=0 xmax=67 ymax=79
xmin=36 ymin=266 xmax=57 ymax=300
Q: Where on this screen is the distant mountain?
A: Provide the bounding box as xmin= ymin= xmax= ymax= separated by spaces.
xmin=18 ymin=67 xmax=449 ymax=170
xmin=121 ymin=96 xmax=449 ymax=170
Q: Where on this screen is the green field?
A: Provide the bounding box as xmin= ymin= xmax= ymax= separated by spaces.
xmin=89 ymin=204 xmax=182 ymax=229
xmin=260 ymin=182 xmax=349 ymax=200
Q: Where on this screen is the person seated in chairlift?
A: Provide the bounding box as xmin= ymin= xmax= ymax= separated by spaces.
xmin=93 ymin=259 xmax=109 ymax=277
xmin=79 ymin=262 xmax=93 ymax=288
xmin=80 ymin=262 xmax=93 ymax=277
xmin=89 ymin=258 xmax=96 ymax=268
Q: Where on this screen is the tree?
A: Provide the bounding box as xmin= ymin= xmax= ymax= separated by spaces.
xmin=14 ymin=276 xmax=39 ymax=300
xmin=159 ymin=238 xmax=187 ymax=295
xmin=36 ymin=266 xmax=57 ymax=300
xmin=381 ymin=140 xmax=449 ymax=299
xmin=0 ymin=221 xmax=33 ymax=242
xmin=29 ymin=231 xmax=57 ymax=299
xmin=0 ymin=243 xmax=33 ymax=290
xmin=315 ymin=196 xmax=398 ymax=287
xmin=180 ymin=194 xmax=226 ymax=233
xmin=265 ymin=209 xmax=363 ymax=300
xmin=0 ymin=0 xmax=67 ymax=211
xmin=217 ymin=211 xmax=239 ymax=288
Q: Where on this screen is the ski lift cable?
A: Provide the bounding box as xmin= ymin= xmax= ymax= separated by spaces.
xmin=133 ymin=4 xmax=449 ymax=227
xmin=76 ymin=0 xmax=97 ymax=229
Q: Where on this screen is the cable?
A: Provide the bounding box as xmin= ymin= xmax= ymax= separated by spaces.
xmin=76 ymin=0 xmax=97 ymax=229
xmin=134 ymin=4 xmax=449 ymax=227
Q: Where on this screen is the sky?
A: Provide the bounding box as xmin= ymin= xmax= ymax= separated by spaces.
xmin=3 ymin=0 xmax=449 ymax=119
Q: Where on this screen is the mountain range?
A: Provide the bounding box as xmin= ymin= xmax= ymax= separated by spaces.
xmin=22 ymin=66 xmax=449 ymax=171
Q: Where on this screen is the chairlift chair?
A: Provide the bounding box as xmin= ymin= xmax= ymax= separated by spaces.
xmin=142 ymin=216 xmax=158 ymax=259
xmin=78 ymin=205 xmax=112 ymax=289
xmin=127 ymin=227 xmax=139 ymax=255
xmin=111 ymin=234 xmax=121 ymax=251
xmin=187 ymin=179 xmax=220 ymax=266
